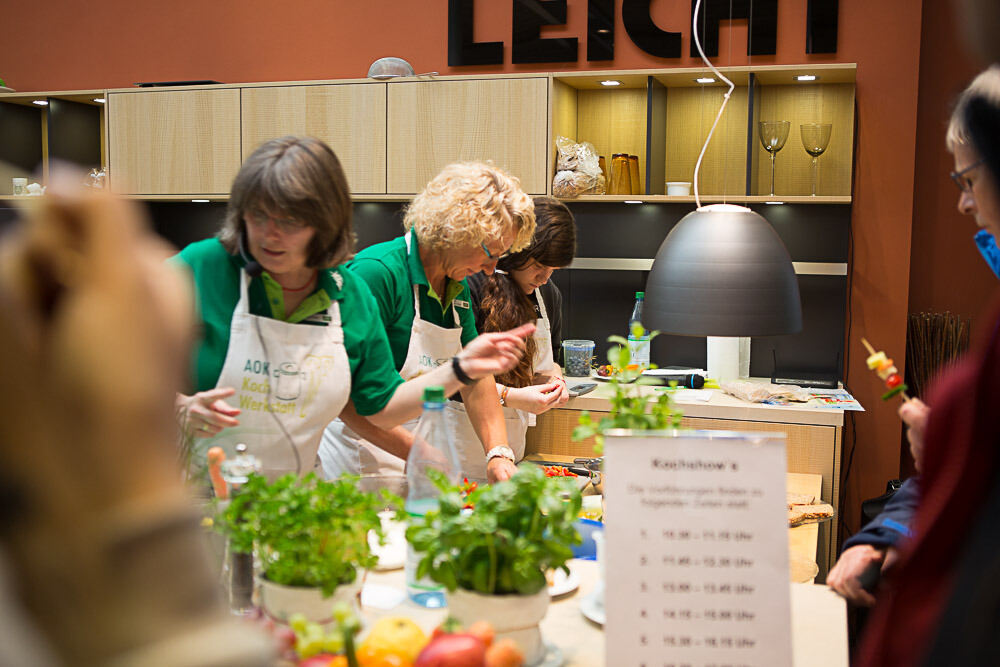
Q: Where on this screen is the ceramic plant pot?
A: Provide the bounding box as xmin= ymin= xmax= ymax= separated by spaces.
xmin=258 ymin=575 xmax=362 ymax=626
xmin=447 ymin=586 xmax=550 ymax=665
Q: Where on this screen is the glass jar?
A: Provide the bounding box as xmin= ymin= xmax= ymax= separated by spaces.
xmin=609 ymin=154 xmax=631 ymax=195
xmin=628 ymin=155 xmax=642 ymax=195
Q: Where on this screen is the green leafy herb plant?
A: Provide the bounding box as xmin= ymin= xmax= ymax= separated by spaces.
xmin=572 ymin=327 xmax=684 ymax=453
xmin=406 ymin=466 xmax=582 ymax=596
xmin=216 ymin=472 xmax=400 ymax=597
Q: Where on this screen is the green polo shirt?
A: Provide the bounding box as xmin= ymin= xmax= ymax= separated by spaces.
xmin=348 ymin=232 xmax=478 ymax=371
xmin=170 ymin=238 xmax=403 ymax=416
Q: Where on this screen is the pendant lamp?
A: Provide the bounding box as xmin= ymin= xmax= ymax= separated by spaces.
xmin=642 ymin=2 xmax=802 ymax=380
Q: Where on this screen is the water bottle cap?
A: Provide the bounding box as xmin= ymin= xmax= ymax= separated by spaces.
xmin=635 ymin=291 xmax=644 ymax=298
xmin=422 ymin=386 xmax=446 ymax=403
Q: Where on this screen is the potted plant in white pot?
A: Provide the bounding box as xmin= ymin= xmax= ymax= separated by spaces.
xmin=406 ymin=466 xmax=581 ymax=665
xmin=216 ymin=472 xmax=398 ymax=625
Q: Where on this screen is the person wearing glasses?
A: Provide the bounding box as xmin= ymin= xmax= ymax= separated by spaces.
xmin=466 ymin=197 xmax=577 ymax=463
xmin=844 ymin=66 xmax=1000 ymax=665
xmin=319 ymin=162 xmax=536 ymax=489
xmin=172 ymin=139 xmax=532 ymax=486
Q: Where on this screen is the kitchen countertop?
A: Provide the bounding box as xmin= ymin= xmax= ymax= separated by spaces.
xmin=363 ymin=562 xmax=847 ymax=667
xmin=563 ymin=377 xmax=846 ymax=427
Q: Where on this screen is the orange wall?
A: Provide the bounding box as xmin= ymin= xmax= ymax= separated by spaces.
xmin=2 ymin=0 xmax=925 ymax=545
xmin=909 ymin=2 xmax=992 ymax=327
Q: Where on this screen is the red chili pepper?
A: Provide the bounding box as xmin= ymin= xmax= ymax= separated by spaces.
xmin=886 ymin=373 xmax=902 ymax=389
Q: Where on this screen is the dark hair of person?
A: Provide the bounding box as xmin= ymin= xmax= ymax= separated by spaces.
xmin=218 ymin=136 xmax=355 ymax=269
xmin=478 ymin=197 xmax=576 ymax=387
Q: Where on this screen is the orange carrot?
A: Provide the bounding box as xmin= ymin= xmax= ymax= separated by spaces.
xmin=207 ymin=446 xmax=228 ymax=499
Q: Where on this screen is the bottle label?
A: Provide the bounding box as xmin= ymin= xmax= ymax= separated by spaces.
xmin=627 ymin=335 xmax=650 ymax=368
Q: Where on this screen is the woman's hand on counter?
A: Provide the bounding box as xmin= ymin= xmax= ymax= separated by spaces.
xmin=457 ymin=323 xmax=535 ymax=380
xmin=506 ymin=382 xmax=563 ymax=414
xmin=176 ymin=387 xmax=241 ymax=437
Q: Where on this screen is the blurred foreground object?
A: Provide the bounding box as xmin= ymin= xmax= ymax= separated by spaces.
xmin=957 ymin=0 xmax=1000 ymax=64
xmin=0 ymin=180 xmax=273 ymax=665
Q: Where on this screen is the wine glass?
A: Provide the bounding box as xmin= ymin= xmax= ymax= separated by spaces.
xmin=758 ymin=121 xmax=791 ymax=196
xmin=800 ymin=123 xmax=833 ymax=196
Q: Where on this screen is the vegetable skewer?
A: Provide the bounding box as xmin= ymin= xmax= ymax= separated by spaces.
xmin=862 ymin=338 xmax=911 ymax=401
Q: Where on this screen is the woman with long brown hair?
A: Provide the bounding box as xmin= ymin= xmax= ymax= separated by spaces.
xmin=467 ymin=196 xmax=578 ymax=461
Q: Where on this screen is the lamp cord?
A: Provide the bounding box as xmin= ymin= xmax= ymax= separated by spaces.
xmin=692 ymin=0 xmax=735 ymax=209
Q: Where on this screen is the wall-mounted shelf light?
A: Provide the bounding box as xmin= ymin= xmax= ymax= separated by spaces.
xmin=599 ymin=80 xmax=622 ymax=87
xmin=795 ymin=75 xmax=818 ymax=82
xmin=93 ymin=97 xmax=106 ymax=104
xmin=695 ymin=77 xmax=716 ymax=84
xmin=32 ymin=100 xmax=48 ymax=106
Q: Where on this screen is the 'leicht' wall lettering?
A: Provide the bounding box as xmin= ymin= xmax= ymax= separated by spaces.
xmin=447 ymin=0 xmax=839 ymax=66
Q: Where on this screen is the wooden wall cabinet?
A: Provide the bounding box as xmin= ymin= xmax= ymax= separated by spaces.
xmin=108 ymin=89 xmax=241 ymax=195
xmin=386 ymin=77 xmax=549 ymax=195
xmin=241 ymin=83 xmax=387 ymax=194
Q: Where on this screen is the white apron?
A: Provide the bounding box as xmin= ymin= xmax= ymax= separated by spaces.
xmin=450 ymin=287 xmax=556 ymax=479
xmin=319 ymin=232 xmax=469 ymax=492
xmin=197 ymin=269 xmax=351 ymax=480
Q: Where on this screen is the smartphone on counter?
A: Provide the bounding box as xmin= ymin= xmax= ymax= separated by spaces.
xmin=568 ymin=382 xmax=597 ymax=397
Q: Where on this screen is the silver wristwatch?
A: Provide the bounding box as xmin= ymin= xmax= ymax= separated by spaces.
xmin=486 ymin=445 xmax=516 ymax=463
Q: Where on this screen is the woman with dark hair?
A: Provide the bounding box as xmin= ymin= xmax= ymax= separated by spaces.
xmin=467 ymin=196 xmax=577 ymax=463
xmin=171 ymin=137 xmax=531 ymax=484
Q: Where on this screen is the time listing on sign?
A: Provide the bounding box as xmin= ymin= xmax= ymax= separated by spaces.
xmin=604 ymin=432 xmax=793 ymax=667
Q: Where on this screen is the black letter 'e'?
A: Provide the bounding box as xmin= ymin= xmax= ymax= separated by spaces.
xmin=513 ymin=0 xmax=579 ymax=64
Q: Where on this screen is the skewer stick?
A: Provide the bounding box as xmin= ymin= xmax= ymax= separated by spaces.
xmin=861 ymin=337 xmax=876 ymax=356
xmin=861 ymin=337 xmax=910 ymax=402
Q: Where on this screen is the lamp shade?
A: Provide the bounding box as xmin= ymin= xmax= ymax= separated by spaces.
xmin=644 ymin=204 xmax=802 ymax=337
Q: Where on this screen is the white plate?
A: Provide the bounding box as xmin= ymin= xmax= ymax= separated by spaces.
xmin=547 ymin=565 xmax=580 ymax=597
xmin=579 ymin=588 xmax=606 ymax=626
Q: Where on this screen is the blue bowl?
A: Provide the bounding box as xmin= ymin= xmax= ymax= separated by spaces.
xmin=571 ymin=518 xmax=604 ymax=560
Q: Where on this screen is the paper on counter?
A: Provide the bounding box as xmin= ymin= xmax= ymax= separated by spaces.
xmin=603 ymin=431 xmax=793 ymax=666
xmin=643 ymin=368 xmax=707 ymax=377
xmin=672 ymin=389 xmax=714 ymax=403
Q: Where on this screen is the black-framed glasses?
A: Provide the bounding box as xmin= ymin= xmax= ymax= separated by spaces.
xmin=951 ymin=158 xmax=985 ymax=193
xmin=480 ymin=241 xmax=511 ymax=261
xmin=245 ymin=208 xmax=310 ymax=234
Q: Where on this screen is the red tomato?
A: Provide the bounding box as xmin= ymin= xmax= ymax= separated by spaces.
xmin=886 ymin=373 xmax=902 ymax=389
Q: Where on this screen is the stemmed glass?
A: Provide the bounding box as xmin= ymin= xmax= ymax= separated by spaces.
xmin=800 ymin=123 xmax=833 ymax=196
xmin=758 ymin=121 xmax=791 ymax=196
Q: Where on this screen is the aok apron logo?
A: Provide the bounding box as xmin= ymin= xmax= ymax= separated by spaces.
xmin=448 ymin=0 xmax=839 ymax=66
xmin=239 ymin=358 xmax=303 ymax=415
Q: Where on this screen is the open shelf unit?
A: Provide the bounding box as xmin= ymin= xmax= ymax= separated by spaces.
xmin=0 ymin=90 xmax=105 ymax=195
xmin=550 ymin=64 xmax=856 ymax=201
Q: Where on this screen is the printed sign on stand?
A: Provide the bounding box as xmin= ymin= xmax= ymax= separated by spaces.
xmin=603 ymin=429 xmax=792 ymax=667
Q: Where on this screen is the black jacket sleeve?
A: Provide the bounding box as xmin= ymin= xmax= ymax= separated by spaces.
xmin=842 ymin=477 xmax=921 ymax=551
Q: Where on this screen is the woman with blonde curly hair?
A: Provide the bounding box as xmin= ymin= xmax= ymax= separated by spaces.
xmin=320 ymin=162 xmax=537 ymax=488
xmin=467 ymin=197 xmax=577 ymax=459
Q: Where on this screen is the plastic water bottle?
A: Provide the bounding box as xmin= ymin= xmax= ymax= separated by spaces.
xmin=627 ymin=291 xmax=651 ymax=368
xmin=405 ymin=386 xmax=460 ymax=607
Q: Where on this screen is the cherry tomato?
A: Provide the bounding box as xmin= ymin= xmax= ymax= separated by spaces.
xmin=886 ymin=373 xmax=902 ymax=389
